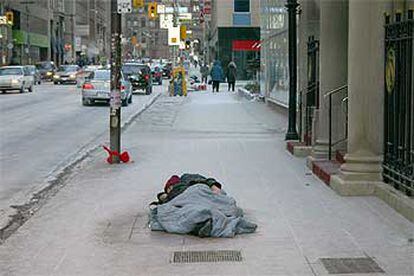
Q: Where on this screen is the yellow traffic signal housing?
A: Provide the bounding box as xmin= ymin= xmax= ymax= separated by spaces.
xmin=148 ymin=3 xmax=158 ymax=20
xmin=5 ymin=11 xmax=13 ymax=25
xmin=132 ymin=0 xmax=144 ymax=9
xmin=180 ymin=25 xmax=187 ymax=40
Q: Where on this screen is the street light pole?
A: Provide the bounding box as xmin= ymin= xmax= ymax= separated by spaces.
xmin=285 ymin=0 xmax=299 ymax=140
xmin=109 ymin=0 xmax=122 ymax=163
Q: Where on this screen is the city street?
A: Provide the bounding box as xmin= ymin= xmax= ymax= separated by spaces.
xmin=0 ymin=82 xmax=162 ymax=231
xmin=0 ymin=89 xmax=412 ymax=275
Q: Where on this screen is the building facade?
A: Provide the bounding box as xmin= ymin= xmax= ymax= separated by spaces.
xmin=0 ymin=0 xmax=110 ymax=66
xmin=208 ymin=0 xmax=260 ymax=80
xmin=263 ymin=0 xmax=413 ymax=221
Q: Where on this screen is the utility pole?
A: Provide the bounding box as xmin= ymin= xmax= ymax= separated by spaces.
xmin=285 ymin=0 xmax=299 ymax=140
xmin=109 ymin=0 xmax=122 ymax=163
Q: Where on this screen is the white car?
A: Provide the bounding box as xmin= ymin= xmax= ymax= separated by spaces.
xmin=0 ymin=66 xmax=35 ymax=93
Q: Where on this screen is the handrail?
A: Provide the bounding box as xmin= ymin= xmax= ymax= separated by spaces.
xmin=327 ymin=85 xmax=348 ymax=160
xmin=324 ymin=84 xmax=348 ymax=98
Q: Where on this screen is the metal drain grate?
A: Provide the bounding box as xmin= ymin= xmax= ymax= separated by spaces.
xmin=320 ymin=257 xmax=385 ymax=274
xmin=173 ymin=250 xmax=242 ymax=263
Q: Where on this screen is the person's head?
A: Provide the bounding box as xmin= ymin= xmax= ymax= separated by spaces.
xmin=164 ymin=175 xmax=181 ymax=193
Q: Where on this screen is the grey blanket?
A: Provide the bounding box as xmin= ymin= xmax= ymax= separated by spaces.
xmin=149 ymin=184 xmax=257 ymax=237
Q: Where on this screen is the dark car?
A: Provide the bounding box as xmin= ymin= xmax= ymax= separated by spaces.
xmin=151 ymin=65 xmax=163 ymax=85
xmin=122 ymin=63 xmax=153 ymax=95
xmin=35 ymin=61 xmax=56 ymax=81
xmin=53 ymin=65 xmax=81 ymax=84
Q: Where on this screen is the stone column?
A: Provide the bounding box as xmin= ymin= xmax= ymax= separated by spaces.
xmin=330 ymin=0 xmax=390 ymax=195
xmin=309 ymin=0 xmax=348 ymax=163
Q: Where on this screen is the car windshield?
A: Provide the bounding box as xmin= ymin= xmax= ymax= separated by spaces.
xmin=58 ymin=65 xmax=78 ymax=72
xmin=0 ymin=68 xmax=23 ymax=76
xmin=35 ymin=62 xmax=54 ymax=70
xmin=92 ymin=70 xmax=110 ymax=80
xmin=122 ymin=65 xmax=148 ymax=75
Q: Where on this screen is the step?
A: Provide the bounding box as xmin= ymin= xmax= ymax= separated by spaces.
xmin=286 ymin=141 xmax=312 ymax=157
xmin=312 ymin=160 xmax=341 ymax=185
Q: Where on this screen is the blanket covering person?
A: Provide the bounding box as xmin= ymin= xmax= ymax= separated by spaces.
xmin=149 ymin=174 xmax=257 ymax=238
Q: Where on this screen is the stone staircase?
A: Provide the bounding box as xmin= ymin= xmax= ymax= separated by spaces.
xmin=312 ymin=150 xmax=346 ymax=185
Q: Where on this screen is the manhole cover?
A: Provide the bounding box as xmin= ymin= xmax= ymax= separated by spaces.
xmin=173 ymin=250 xmax=242 ymax=263
xmin=320 ymin=257 xmax=385 ymax=274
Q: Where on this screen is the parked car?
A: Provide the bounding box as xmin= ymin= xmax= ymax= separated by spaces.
xmin=81 ymin=69 xmax=132 ymax=106
xmin=53 ymin=65 xmax=81 ymax=84
xmin=0 ymin=66 xmax=34 ymax=93
xmin=25 ymin=65 xmax=41 ymax=84
xmin=151 ymin=64 xmax=163 ymax=85
xmin=35 ymin=61 xmax=56 ymax=81
xmin=122 ymin=63 xmax=153 ymax=95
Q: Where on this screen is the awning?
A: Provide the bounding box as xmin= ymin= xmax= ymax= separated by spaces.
xmin=232 ymin=40 xmax=261 ymax=51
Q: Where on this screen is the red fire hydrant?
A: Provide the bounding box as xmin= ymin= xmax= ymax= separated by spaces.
xmin=102 ymin=145 xmax=130 ymax=164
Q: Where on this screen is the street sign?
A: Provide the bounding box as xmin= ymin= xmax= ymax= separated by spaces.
xmin=157 ymin=4 xmax=165 ymax=14
xmin=160 ymin=13 xmax=173 ymax=29
xmin=168 ymin=26 xmax=180 ymax=46
xmin=117 ymin=0 xmax=132 ymax=14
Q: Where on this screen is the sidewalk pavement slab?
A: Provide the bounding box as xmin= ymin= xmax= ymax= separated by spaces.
xmin=0 ymin=91 xmax=413 ymax=276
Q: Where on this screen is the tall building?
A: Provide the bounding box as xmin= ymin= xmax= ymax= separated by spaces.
xmin=74 ymin=0 xmax=110 ymax=65
xmin=207 ymin=0 xmax=260 ymax=80
xmin=0 ymin=0 xmax=110 ymax=66
xmin=0 ymin=0 xmax=50 ymax=65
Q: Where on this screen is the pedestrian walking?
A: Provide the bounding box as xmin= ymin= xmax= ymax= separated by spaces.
xmin=210 ymin=60 xmax=224 ymax=92
xmin=200 ymin=63 xmax=209 ymax=84
xmin=227 ymin=61 xmax=237 ymax=92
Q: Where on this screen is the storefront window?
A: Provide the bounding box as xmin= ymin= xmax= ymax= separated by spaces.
xmin=234 ymin=0 xmax=250 ymax=13
xmin=260 ymin=0 xmax=289 ymax=106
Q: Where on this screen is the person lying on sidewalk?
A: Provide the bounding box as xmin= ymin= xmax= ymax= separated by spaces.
xmin=151 ymin=174 xmax=222 ymax=206
xmin=149 ymin=174 xmax=257 ymax=237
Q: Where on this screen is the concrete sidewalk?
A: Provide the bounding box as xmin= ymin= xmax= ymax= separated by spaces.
xmin=0 ymin=91 xmax=413 ymax=276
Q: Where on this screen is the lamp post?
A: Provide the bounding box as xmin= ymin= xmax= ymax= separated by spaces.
xmin=285 ymin=0 xmax=299 ymax=140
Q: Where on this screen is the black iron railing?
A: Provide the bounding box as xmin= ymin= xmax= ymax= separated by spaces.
xmin=304 ymin=36 xmax=319 ymax=146
xmin=383 ymin=11 xmax=414 ymax=196
xmin=325 ymin=85 xmax=348 ymax=160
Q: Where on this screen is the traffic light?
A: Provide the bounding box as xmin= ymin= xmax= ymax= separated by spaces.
xmin=132 ymin=0 xmax=144 ymax=9
xmin=5 ymin=11 xmax=13 ymax=25
xmin=148 ymin=2 xmax=158 ymax=20
xmin=180 ymin=25 xmax=187 ymax=40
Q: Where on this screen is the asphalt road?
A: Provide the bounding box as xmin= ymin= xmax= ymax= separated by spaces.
xmin=0 ymin=81 xmax=164 ymax=218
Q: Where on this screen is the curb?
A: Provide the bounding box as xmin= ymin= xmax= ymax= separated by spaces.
xmin=0 ymin=92 xmax=161 ymax=243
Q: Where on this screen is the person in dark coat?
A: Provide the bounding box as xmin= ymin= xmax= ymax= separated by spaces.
xmin=210 ymin=60 xmax=224 ymax=92
xmin=227 ymin=61 xmax=237 ymax=92
xmin=200 ymin=63 xmax=209 ymax=84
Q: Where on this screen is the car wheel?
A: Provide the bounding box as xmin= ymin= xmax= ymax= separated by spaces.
xmin=82 ymin=98 xmax=90 ymax=106
xmin=37 ymin=80 xmax=41 ymax=85
xmin=54 ymin=81 xmax=58 ymax=85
